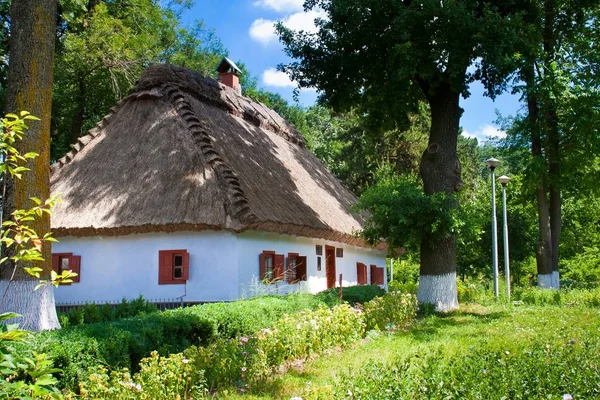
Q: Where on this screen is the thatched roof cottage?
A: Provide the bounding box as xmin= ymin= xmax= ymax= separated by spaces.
xmin=50 ymin=61 xmax=387 ymax=304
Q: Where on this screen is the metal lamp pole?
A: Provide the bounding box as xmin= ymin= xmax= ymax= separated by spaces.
xmin=485 ymin=158 xmax=500 ymax=299
xmin=498 ymin=175 xmax=511 ymax=300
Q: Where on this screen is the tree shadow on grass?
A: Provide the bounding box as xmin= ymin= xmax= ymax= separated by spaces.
xmin=407 ymin=310 xmax=507 ymax=342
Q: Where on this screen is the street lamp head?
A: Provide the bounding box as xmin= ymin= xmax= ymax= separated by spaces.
xmin=485 ymin=157 xmax=500 ymax=170
xmin=498 ymin=175 xmax=511 ymax=186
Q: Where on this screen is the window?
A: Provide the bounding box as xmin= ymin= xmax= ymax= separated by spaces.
xmin=336 ymin=248 xmax=344 ymax=258
xmin=287 ymin=253 xmax=307 ymax=283
xmin=315 ymin=245 xmax=323 ymax=256
xmin=356 ymin=262 xmax=367 ymax=285
xmin=259 ymin=251 xmax=284 ymax=283
xmin=370 ymin=264 xmax=385 ymax=285
xmin=159 ymin=250 xmax=189 ymax=284
xmin=51 ymin=253 xmax=81 ymax=284
xmin=317 ymin=256 xmax=322 ymax=271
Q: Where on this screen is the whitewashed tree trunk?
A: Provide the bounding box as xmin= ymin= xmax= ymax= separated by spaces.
xmin=537 ymin=271 xmax=560 ymax=289
xmin=417 ymin=272 xmax=458 ymax=312
xmin=0 ymin=281 xmax=60 ymax=331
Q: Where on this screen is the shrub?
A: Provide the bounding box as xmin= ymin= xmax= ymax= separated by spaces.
xmin=387 ymin=280 xmax=418 ymax=295
xmin=178 ymin=304 xmax=364 ymax=391
xmin=78 ymin=352 xmax=207 ymax=399
xmin=316 ymin=285 xmax=385 ymax=307
xmin=79 ymin=304 xmax=365 ymax=394
xmin=363 ymin=292 xmax=418 ymax=331
xmin=58 ymin=296 xmax=158 ymax=327
xmin=512 ymin=286 xmax=600 ymax=307
xmin=36 ymin=293 xmax=323 ymax=392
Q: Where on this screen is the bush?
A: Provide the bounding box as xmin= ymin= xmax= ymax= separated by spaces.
xmin=512 ymin=286 xmax=600 ymax=307
xmin=36 ymin=294 xmax=323 ymax=392
xmin=316 ymin=285 xmax=385 ymax=307
xmin=83 ymin=304 xmax=366 ymax=394
xmin=58 ymin=296 xmax=158 ymax=327
xmin=78 ymin=352 xmax=207 ymax=399
xmin=388 ymin=280 xmax=418 ymax=295
xmin=363 ymin=292 xmax=418 ymax=331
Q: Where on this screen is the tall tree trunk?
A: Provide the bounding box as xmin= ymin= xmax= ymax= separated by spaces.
xmin=0 ymin=0 xmax=60 ymax=330
xmin=543 ymin=0 xmax=561 ymax=288
xmin=523 ymin=63 xmax=554 ymax=287
xmin=417 ymin=85 xmax=462 ymax=311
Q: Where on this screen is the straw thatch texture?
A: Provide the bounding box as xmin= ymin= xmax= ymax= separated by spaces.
xmin=50 ymin=65 xmax=384 ymax=250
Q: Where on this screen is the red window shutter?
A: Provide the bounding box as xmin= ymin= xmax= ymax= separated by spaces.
xmin=259 ymin=252 xmax=266 ymax=280
xmin=159 ymin=250 xmax=173 ymax=284
xmin=182 ymin=251 xmax=190 ymax=280
xmin=70 ymin=255 xmax=81 ymax=283
xmin=357 ymin=262 xmax=366 ymax=285
xmin=370 ymin=265 xmax=384 ymax=285
xmin=51 ymin=254 xmax=60 ymax=273
xmin=274 ymin=254 xmax=285 ymax=281
xmin=297 ymin=256 xmax=307 ymax=281
xmin=287 ymin=253 xmax=299 ymax=283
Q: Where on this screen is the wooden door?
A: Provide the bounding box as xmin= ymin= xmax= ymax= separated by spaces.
xmin=325 ymin=246 xmax=336 ymax=288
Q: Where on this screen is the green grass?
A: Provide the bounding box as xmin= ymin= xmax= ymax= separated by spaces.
xmin=216 ymin=304 xmax=600 ymax=399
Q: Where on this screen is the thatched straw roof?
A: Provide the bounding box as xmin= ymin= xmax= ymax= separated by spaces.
xmin=50 ymin=65 xmax=384 ymax=250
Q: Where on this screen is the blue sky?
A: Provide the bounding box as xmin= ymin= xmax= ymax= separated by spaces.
xmin=183 ymin=0 xmax=523 ymax=143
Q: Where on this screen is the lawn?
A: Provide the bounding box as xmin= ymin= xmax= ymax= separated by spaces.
xmin=219 ymin=304 xmax=600 ymax=399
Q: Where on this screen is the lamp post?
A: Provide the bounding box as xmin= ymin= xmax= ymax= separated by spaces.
xmin=498 ymin=175 xmax=511 ymax=300
xmin=485 ymin=158 xmax=500 ymax=299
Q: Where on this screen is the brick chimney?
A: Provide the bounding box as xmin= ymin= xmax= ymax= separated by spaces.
xmin=216 ymin=57 xmax=242 ymax=95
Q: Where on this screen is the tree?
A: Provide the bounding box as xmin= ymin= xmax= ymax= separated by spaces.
xmin=510 ymin=0 xmax=600 ymax=288
xmin=0 ymin=0 xmax=59 ymax=330
xmin=278 ymin=0 xmax=523 ymax=309
xmin=51 ymin=0 xmax=227 ymax=158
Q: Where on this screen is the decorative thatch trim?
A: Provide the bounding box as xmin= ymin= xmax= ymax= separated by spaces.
xmin=133 ymin=65 xmax=305 ymax=147
xmin=161 ymin=83 xmax=255 ymax=222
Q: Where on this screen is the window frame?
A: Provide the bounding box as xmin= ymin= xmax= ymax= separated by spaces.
xmin=51 ymin=252 xmax=81 ymax=284
xmin=158 ymin=249 xmax=190 ymax=285
xmin=260 ymin=251 xmax=284 ymax=283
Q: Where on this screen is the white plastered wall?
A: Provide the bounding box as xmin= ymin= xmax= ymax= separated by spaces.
xmin=236 ymin=231 xmax=387 ymax=297
xmin=53 ymin=231 xmax=238 ymax=304
xmin=53 ymin=230 xmax=388 ymax=304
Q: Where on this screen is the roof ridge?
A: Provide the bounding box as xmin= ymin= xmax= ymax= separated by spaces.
xmin=161 ymin=83 xmax=257 ymax=224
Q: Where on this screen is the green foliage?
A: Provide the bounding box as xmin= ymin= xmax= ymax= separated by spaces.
xmin=79 ymin=353 xmax=207 ymax=400
xmin=560 ymin=246 xmax=600 ymax=284
xmin=51 ymin=0 xmax=227 ymax=158
xmin=363 ymin=292 xmax=418 ymax=332
xmin=76 ymin=304 xmax=364 ymax=396
xmin=0 ymin=313 xmax=61 ymax=399
xmin=167 ymin=304 xmax=363 ymax=392
xmin=35 ymin=294 xmax=322 ymax=391
xmin=58 ymin=296 xmax=158 ymax=327
xmin=315 ymin=285 xmax=385 ymax=307
xmin=356 ymin=175 xmax=457 ymax=251
xmin=512 ymin=286 xmax=600 ymax=307
xmin=322 ymin=338 xmax=600 ymax=400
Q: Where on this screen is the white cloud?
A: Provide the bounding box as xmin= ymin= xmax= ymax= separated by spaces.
xmin=253 ymin=0 xmax=304 ymax=13
xmin=249 ymin=9 xmax=326 ymax=46
xmin=461 ymin=124 xmax=506 ymax=142
xmin=249 ymin=18 xmax=276 ymax=45
xmin=262 ymin=68 xmax=296 ymax=88
xmin=481 ymin=124 xmax=507 ymax=139
xmin=262 ymin=68 xmax=316 ymax=92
